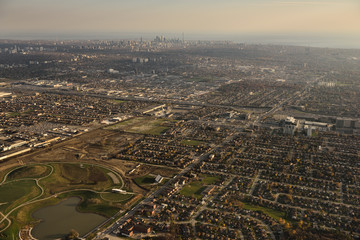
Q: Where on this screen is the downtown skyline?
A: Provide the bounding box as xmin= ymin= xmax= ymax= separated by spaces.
xmin=1 ymin=0 xmax=360 ymax=48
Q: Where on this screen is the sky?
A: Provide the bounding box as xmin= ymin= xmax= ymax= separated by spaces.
xmin=1 ymin=0 xmax=360 ymax=44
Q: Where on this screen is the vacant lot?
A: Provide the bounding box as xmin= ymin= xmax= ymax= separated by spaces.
xmin=106 ymin=117 xmax=175 ymax=135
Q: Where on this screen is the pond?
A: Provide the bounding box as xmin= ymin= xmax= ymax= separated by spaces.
xmin=32 ymin=197 xmax=107 ymax=240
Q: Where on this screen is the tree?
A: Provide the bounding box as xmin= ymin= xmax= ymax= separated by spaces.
xmin=64 ymin=229 xmax=80 ymax=240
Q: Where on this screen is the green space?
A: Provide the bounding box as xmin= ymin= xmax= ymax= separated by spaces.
xmin=128 ymin=118 xmax=172 ymax=135
xmin=134 ymin=175 xmax=156 ymax=186
xmin=181 ymin=139 xmax=204 ymax=146
xmin=180 ymin=174 xmax=220 ymax=199
xmin=142 ymin=125 xmax=169 ymax=135
xmin=242 ymin=202 xmax=286 ymax=221
xmin=8 ymin=112 xmax=20 ymax=117
xmin=335 ymin=82 xmax=352 ymax=87
xmin=201 ymin=175 xmax=221 ymax=185
xmin=7 ymin=165 xmax=51 ymax=181
xmin=0 ymin=162 xmax=129 ymax=239
xmin=112 ymin=99 xmax=126 ymax=104
xmin=101 ymin=192 xmax=134 ymax=203
xmin=180 ymin=181 xmax=205 ymax=199
xmin=0 ymin=180 xmax=40 ymax=213
xmin=0 ymin=221 xmax=20 ymax=240
xmin=39 ymin=163 xmax=120 ymax=194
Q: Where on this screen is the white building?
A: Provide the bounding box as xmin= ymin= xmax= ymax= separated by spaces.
xmin=155 ymin=175 xmax=164 ymax=183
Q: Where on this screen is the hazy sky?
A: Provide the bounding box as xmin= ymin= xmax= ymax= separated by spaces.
xmin=1 ymin=0 xmax=360 ymax=36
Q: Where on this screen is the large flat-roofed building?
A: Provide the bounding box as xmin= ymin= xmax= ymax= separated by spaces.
xmin=336 ymin=118 xmax=359 ymax=129
xmin=0 ymin=92 xmax=12 ymax=98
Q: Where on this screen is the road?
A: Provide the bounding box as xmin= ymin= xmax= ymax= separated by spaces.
xmin=12 ymin=84 xmax=272 ymax=111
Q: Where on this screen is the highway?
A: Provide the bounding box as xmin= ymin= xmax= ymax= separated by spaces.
xmin=11 ymin=84 xmax=271 ymax=111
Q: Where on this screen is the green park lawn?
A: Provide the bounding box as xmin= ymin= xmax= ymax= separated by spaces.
xmin=242 ymin=202 xmax=286 ymax=221
xmin=39 ymin=163 xmax=117 ymax=194
xmin=6 ymin=165 xmax=51 ymax=181
xmin=0 ymin=180 xmax=40 ymax=213
xmin=101 ymin=192 xmax=134 ymax=203
xmin=134 ymin=175 xmax=156 ymax=186
xmin=180 ymin=174 xmax=220 ymax=199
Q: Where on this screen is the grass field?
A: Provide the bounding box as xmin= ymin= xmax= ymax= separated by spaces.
xmin=7 ymin=165 xmax=50 ymax=181
xmin=134 ymin=175 xmax=156 ymax=186
xmin=101 ymin=192 xmax=134 ymax=203
xmin=127 ymin=118 xmax=171 ymax=135
xmin=141 ymin=126 xmax=169 ymax=135
xmin=180 ymin=139 xmax=204 ymax=146
xmin=180 ymin=181 xmax=205 ymax=199
xmin=112 ymin=99 xmax=126 ymax=104
xmin=39 ymin=163 xmax=118 ymax=194
xmin=0 ymin=180 xmax=40 ymax=213
xmin=242 ymin=202 xmax=286 ymax=221
xmin=0 ymin=221 xmax=20 ymax=240
xmin=180 ymin=174 xmax=220 ymax=199
xmin=201 ymin=175 xmax=220 ymax=185
xmin=8 ymin=112 xmax=20 ymax=117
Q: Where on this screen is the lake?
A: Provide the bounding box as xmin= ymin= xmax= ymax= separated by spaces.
xmin=32 ymin=197 xmax=107 ymax=240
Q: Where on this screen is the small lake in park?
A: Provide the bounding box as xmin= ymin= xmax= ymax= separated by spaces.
xmin=32 ymin=197 xmax=107 ymax=240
